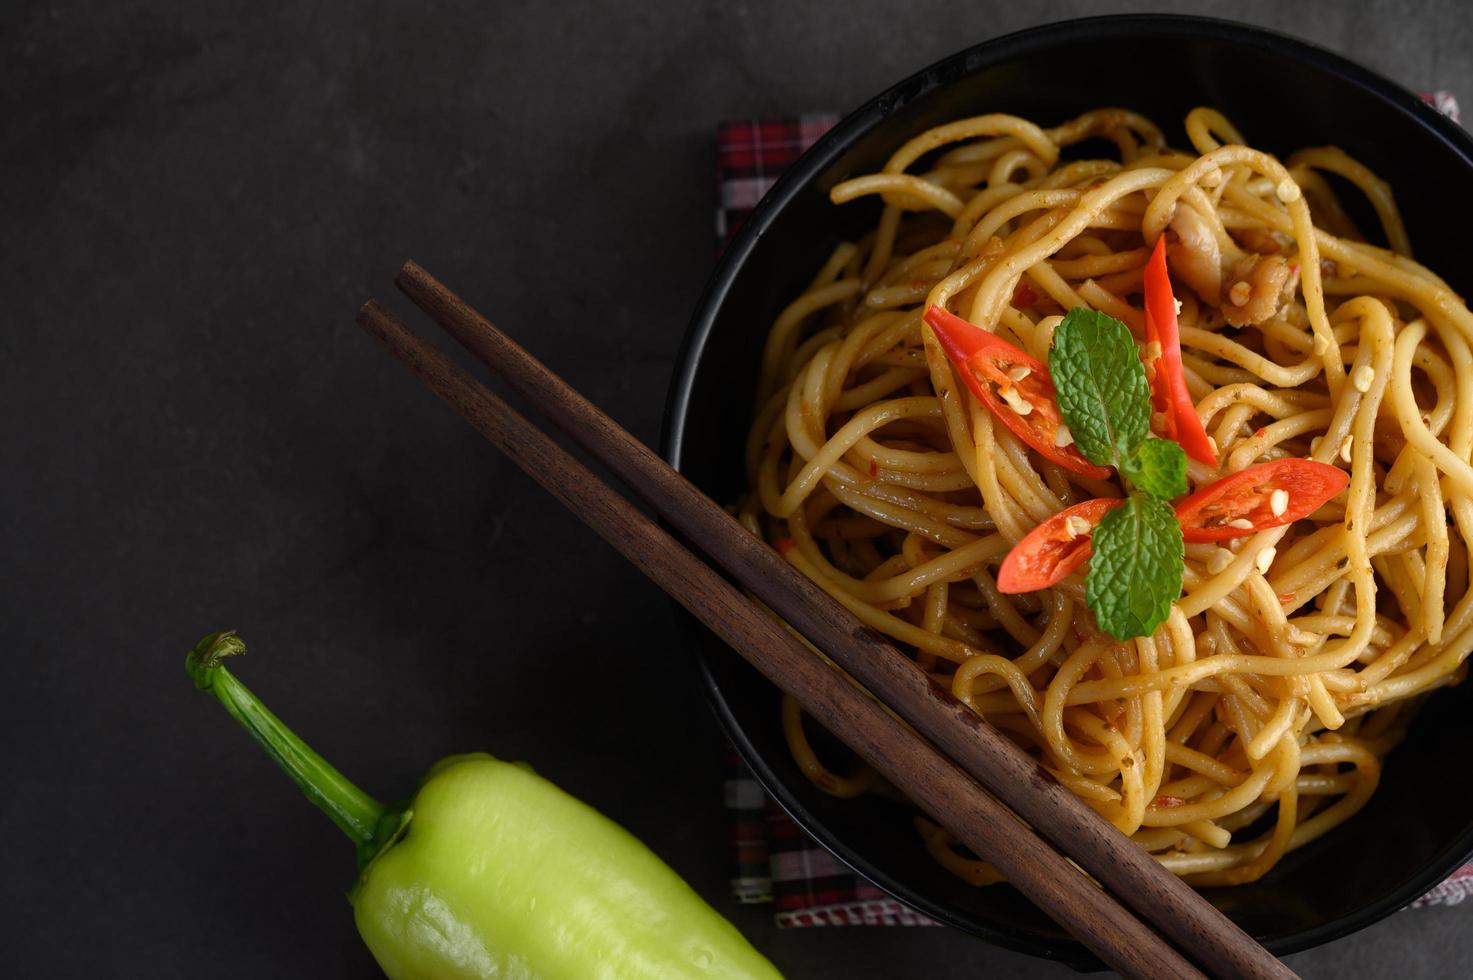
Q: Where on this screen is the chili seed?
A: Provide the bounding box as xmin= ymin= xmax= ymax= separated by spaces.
xmin=1255 ymin=547 xmax=1276 ymax=575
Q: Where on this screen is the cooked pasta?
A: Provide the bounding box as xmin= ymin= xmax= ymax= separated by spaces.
xmin=737 ymin=107 xmax=1473 ymax=886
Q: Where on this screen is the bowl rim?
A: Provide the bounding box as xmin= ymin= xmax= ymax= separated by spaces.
xmin=661 ymin=12 xmax=1473 ymax=963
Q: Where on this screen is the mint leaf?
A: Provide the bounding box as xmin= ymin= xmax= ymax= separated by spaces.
xmin=1121 ymin=439 xmax=1188 ymax=500
xmin=1086 ymin=495 xmax=1184 ymax=640
xmin=1048 ymin=308 xmax=1151 ymax=469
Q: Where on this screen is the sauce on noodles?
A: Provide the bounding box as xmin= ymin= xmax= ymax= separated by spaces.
xmin=737 ymin=107 xmax=1473 ymax=886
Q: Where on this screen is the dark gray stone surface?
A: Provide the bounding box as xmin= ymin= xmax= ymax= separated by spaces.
xmin=5 ymin=1 xmax=1472 ymax=976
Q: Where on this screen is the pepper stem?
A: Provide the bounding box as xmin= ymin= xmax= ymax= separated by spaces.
xmin=186 ymin=631 xmax=386 ymax=855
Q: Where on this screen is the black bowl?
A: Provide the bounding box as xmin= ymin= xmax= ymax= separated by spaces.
xmin=662 ymin=14 xmax=1473 ymax=967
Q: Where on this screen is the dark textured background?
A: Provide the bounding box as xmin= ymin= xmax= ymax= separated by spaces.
xmin=6 ymin=1 xmax=1473 ymax=976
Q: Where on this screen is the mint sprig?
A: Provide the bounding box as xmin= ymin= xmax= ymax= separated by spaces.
xmin=1048 ymin=307 xmax=1188 ymax=640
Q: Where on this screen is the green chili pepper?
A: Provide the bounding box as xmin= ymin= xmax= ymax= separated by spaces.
xmin=187 ymin=631 xmax=782 ymax=980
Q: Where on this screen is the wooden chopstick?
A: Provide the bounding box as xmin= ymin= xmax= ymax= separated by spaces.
xmin=355 ymin=298 xmax=1201 ymax=978
xmin=390 ymin=260 xmax=1297 ymax=980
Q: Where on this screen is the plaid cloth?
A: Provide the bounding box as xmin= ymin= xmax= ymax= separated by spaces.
xmin=715 ymin=116 xmax=842 ymax=244
xmin=723 ymin=746 xmax=940 ymax=926
xmin=717 ymin=92 xmax=1467 ymax=928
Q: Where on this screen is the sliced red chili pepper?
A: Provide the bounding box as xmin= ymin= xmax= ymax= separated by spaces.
xmin=1174 ymin=458 xmax=1348 ymax=542
xmin=924 ymin=306 xmax=1111 ymax=480
xmin=1144 ymin=235 xmax=1217 ymax=466
xmin=996 ymin=498 xmax=1124 ymax=593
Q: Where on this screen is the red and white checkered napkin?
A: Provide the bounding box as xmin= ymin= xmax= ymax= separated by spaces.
xmin=715 ymin=95 xmax=1472 ymax=928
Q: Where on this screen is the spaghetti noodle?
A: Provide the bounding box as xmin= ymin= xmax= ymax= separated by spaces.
xmin=738 ymin=107 xmax=1473 ymax=886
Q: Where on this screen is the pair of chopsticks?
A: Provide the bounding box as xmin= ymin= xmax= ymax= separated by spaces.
xmin=357 ymin=261 xmax=1297 ymax=980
